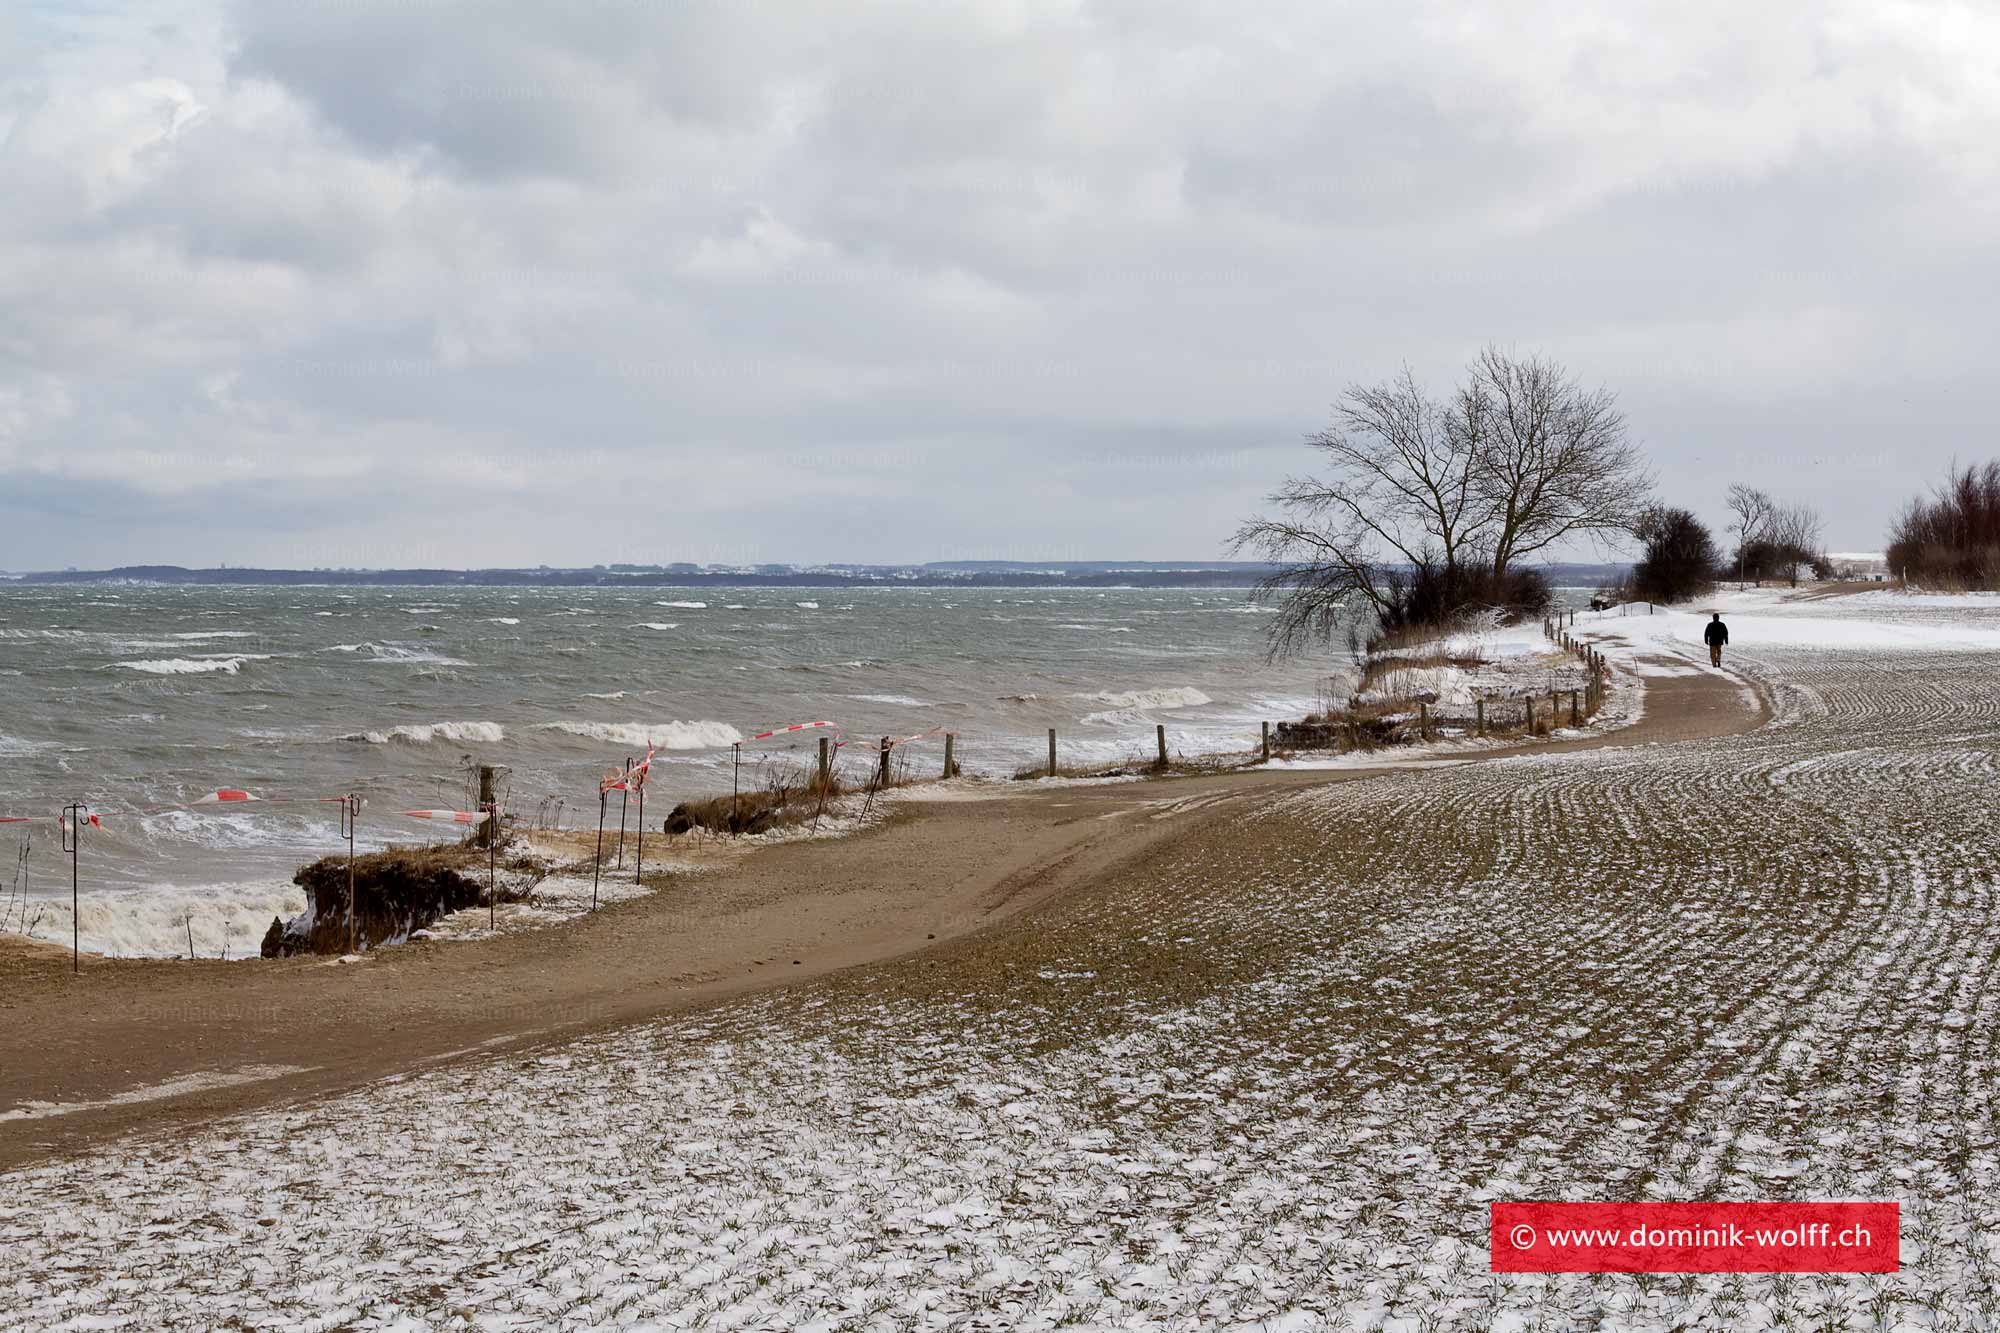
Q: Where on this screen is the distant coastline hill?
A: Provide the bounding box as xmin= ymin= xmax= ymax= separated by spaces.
xmin=7 ymin=561 xmax=1633 ymax=589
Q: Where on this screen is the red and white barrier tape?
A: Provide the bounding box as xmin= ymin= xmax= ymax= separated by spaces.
xmin=742 ymin=720 xmax=840 ymax=745
xmin=398 ymin=809 xmax=490 ymax=825
xmin=600 ymin=747 xmax=657 ymax=793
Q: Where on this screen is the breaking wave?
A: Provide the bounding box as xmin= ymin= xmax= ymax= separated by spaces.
xmin=323 ymin=643 xmax=471 ymax=667
xmin=539 ymin=720 xmax=743 ymax=749
xmin=1077 ymin=686 xmax=1212 ymax=711
xmin=112 ymin=654 xmax=271 ymax=675
xmin=341 ymin=721 xmax=506 ymax=745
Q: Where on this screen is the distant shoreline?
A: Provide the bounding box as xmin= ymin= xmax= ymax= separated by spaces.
xmin=2 ymin=561 xmax=1634 ymax=589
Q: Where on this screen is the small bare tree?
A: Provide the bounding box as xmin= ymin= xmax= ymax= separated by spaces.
xmin=1769 ymin=501 xmax=1825 ymax=586
xmin=1724 ymin=485 xmax=1776 ymax=584
xmin=1464 ymin=347 xmax=1654 ymax=574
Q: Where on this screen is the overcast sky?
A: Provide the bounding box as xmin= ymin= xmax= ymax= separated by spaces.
xmin=3 ymin=1 xmax=1994 ymax=568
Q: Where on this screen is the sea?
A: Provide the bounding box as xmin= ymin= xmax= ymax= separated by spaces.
xmin=0 ymin=582 xmax=1348 ymax=957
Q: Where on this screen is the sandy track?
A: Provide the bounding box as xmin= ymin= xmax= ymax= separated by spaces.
xmin=0 ymin=666 xmax=1755 ymax=1171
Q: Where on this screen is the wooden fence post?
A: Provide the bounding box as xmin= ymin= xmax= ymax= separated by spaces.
xmin=1261 ymin=720 xmax=1271 ymax=763
xmin=1570 ymin=689 xmax=1580 ymax=725
xmin=1476 ymin=698 xmax=1485 ymax=736
xmin=818 ymin=735 xmax=830 ymax=792
xmin=477 ymin=764 xmax=497 ymax=849
xmin=1419 ymin=701 xmax=1429 ymax=738
xmin=1156 ymin=723 xmax=1167 ymax=769
xmin=1048 ymin=728 xmax=1057 ymax=778
xmin=878 ymin=736 xmax=891 ymax=786
xmin=943 ymin=732 xmax=956 ymax=778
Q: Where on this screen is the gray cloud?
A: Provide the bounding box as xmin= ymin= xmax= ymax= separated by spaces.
xmin=2 ymin=0 xmax=1997 ymax=567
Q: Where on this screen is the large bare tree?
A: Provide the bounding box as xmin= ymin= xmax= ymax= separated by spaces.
xmin=1462 ymin=347 xmax=1654 ymax=575
xmin=1231 ymin=368 xmax=1485 ymax=655
xmin=1235 ymin=349 xmax=1654 ymax=655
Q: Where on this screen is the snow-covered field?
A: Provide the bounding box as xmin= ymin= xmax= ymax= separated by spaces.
xmin=6 ymin=590 xmax=2000 ymax=1329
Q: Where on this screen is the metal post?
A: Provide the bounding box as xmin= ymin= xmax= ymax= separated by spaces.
xmin=340 ymin=794 xmax=360 ymax=954
xmin=634 ymin=773 xmax=645 ymax=885
xmin=818 ymin=735 xmax=830 ymax=792
xmin=61 ymin=802 xmax=86 ymax=973
xmin=592 ymin=789 xmax=606 ymax=910
xmin=486 ymin=802 xmax=497 ymax=930
xmin=616 ymin=758 xmax=630 ymax=866
xmin=732 ymin=742 xmax=741 ymax=830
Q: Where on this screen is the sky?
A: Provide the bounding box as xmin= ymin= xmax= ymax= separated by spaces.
xmin=2 ymin=0 xmax=1996 ymax=569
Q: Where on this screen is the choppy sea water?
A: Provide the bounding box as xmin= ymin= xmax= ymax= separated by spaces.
xmin=0 ymin=583 xmax=1346 ymax=956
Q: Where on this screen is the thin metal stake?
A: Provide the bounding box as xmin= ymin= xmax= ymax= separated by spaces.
xmin=732 ymin=742 xmax=741 ymax=831
xmin=62 ymin=801 xmax=86 ymax=974
xmin=616 ymin=758 xmax=630 ymax=867
xmin=592 ymin=790 xmax=606 ymax=910
xmin=340 ymin=794 xmax=360 ymax=954
xmin=487 ymin=802 xmax=497 ymax=931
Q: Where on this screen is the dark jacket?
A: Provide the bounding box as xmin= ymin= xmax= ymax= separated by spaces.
xmin=1703 ymin=620 xmax=1729 ymax=646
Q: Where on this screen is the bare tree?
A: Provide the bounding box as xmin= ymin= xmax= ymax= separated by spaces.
xmin=1463 ymin=347 xmax=1655 ymax=575
xmin=1232 ymin=368 xmax=1485 ymax=655
xmin=1724 ymin=484 xmax=1776 ymax=584
xmin=1237 ymin=350 xmax=1655 ymax=656
xmin=1768 ymin=501 xmax=1825 ymax=586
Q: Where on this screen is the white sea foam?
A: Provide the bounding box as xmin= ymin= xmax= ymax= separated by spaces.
xmin=583 ymin=690 xmax=628 ymax=700
xmin=657 ymin=600 xmax=707 ymax=609
xmin=486 ymin=617 xmax=522 ymax=626
xmin=795 ymin=601 xmax=820 ymax=609
xmin=1076 ymin=686 xmax=1212 ymax=711
xmin=1081 ymin=707 xmax=1156 ymax=728
xmin=112 ymin=654 xmax=271 ymax=675
xmin=169 ymin=630 xmax=256 ymax=641
xmin=850 ymin=694 xmax=930 ymax=707
xmin=0 ymin=733 xmax=54 ymax=756
xmin=540 ymin=720 xmax=743 ymax=749
xmin=341 ymin=721 xmax=506 ymax=745
xmin=323 ymin=643 xmax=471 ymax=666
xmin=3 ymin=881 xmax=307 ymax=959
xmin=631 ymin=622 xmax=679 ymax=631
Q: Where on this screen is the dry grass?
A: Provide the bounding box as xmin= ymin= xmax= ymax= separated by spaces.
xmin=1010 ymin=745 xmax=1264 ymax=782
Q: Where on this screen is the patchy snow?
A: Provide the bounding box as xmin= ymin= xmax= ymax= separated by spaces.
xmin=7 ymin=598 xmax=2000 ymax=1327
xmin=0 ymin=1065 xmax=309 ymax=1123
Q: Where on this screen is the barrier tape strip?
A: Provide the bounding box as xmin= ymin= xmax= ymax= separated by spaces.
xmin=742 ymin=720 xmax=839 ymax=745
xmin=398 ymin=809 xmax=490 ymax=825
xmin=600 ymin=747 xmax=657 ymax=794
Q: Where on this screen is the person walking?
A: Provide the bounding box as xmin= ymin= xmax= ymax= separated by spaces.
xmin=1704 ymin=612 xmax=1729 ymax=667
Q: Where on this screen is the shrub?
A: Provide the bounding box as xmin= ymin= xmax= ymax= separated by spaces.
xmin=1628 ymin=506 xmax=1719 ymax=603
xmin=1373 ymin=558 xmax=1552 ymax=638
xmin=1887 ymin=461 xmax=2000 ymax=590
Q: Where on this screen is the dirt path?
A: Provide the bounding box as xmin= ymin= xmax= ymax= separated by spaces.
xmin=0 ymin=664 xmax=1760 ymax=1170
